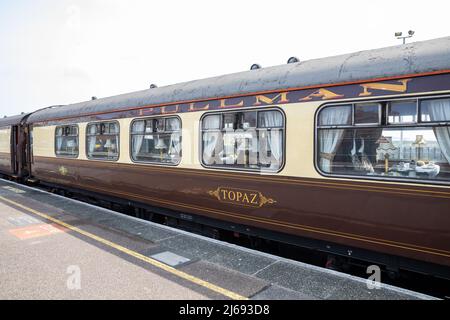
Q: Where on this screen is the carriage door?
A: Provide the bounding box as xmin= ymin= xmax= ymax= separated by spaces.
xmin=11 ymin=125 xmax=19 ymax=174
xmin=23 ymin=125 xmax=32 ymax=177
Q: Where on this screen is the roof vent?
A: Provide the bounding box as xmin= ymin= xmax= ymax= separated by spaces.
xmin=287 ymin=57 xmax=300 ymax=64
xmin=250 ymin=64 xmax=261 ymax=70
xmin=3 ymin=115 xmax=6 ymax=118
xmin=150 ymin=84 xmax=158 ymax=89
xmin=91 ymin=96 xmax=97 ymax=100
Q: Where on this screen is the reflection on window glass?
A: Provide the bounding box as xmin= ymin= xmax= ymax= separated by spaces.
xmin=86 ymin=122 xmax=119 ymax=160
xmin=317 ymin=98 xmax=450 ymax=183
xmin=223 ymin=113 xmax=236 ymax=129
xmin=131 ymin=117 xmax=181 ymax=164
xmin=354 ymin=103 xmax=380 ymax=125
xmin=240 ymin=112 xmax=257 ymax=129
xmin=388 ymin=101 xmax=417 ymax=124
xmin=202 ymin=110 xmax=284 ymax=171
xmin=55 ymin=125 xmax=79 ymax=157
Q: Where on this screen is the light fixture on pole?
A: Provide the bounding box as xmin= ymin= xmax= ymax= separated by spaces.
xmin=395 ymin=30 xmax=415 ymax=44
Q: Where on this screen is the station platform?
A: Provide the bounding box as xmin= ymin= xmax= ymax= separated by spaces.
xmin=0 ymin=178 xmax=437 ymax=300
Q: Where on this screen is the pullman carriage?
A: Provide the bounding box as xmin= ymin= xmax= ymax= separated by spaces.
xmin=4 ymin=37 xmax=450 ymax=278
xmin=0 ymin=113 xmax=30 ymax=178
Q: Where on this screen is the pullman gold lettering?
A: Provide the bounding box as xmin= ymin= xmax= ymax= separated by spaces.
xmin=161 ymin=105 xmax=180 ymax=114
xmin=250 ymin=193 xmax=258 ymax=205
xmin=359 ymin=79 xmax=410 ymax=96
xmin=300 ymin=88 xmax=344 ymax=101
xmin=222 ymin=189 xmax=258 ymax=204
xmin=208 ymin=187 xmax=276 ymax=208
xmin=219 ymin=99 xmax=244 ymax=108
xmin=139 ymin=108 xmax=154 ymax=116
xmin=253 ymin=92 xmax=289 ymax=105
xmin=189 ymin=102 xmax=210 ymax=111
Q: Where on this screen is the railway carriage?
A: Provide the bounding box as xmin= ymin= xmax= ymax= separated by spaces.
xmin=0 ymin=113 xmax=30 ymax=178
xmin=1 ymin=37 xmax=450 ymax=278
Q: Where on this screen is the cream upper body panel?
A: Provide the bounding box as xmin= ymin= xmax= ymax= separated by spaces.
xmin=117 ymin=118 xmax=130 ymax=163
xmin=78 ymin=124 xmax=87 ymax=160
xmin=0 ymin=127 xmax=11 ymax=154
xmin=33 ymin=125 xmax=55 ymax=157
xmin=280 ymin=102 xmax=317 ymax=178
xmin=31 ymin=90 xmax=450 ymax=189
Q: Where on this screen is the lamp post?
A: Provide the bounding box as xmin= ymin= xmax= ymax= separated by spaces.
xmin=395 ymin=30 xmax=415 ymax=44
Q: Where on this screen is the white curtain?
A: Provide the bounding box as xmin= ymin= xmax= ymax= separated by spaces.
xmin=56 ymin=137 xmax=63 ymax=152
xmin=202 ymin=115 xmax=221 ymax=165
xmin=268 ymin=130 xmax=282 ymax=169
xmin=259 ymin=111 xmax=283 ymax=169
xmin=427 ymin=99 xmax=450 ymax=164
xmin=319 ymin=107 xmax=352 ymax=173
xmin=167 ymin=118 xmax=180 ymax=131
xmin=203 ymin=115 xmax=220 ymax=129
xmin=235 ymin=129 xmax=258 ymax=166
xmin=168 ymin=119 xmax=181 ymax=161
xmin=203 ymin=132 xmax=221 ymax=165
xmin=223 ymin=130 xmax=236 ymax=164
xmin=169 ymin=132 xmax=181 ymax=161
xmin=132 ymin=121 xmax=145 ymax=158
xmin=88 ymin=137 xmax=96 ymax=155
xmin=259 ymin=111 xmax=283 ymax=127
xmin=88 ymin=125 xmax=97 ymax=155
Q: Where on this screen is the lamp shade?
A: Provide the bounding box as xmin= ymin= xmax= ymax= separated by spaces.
xmin=155 ymin=137 xmax=167 ymax=149
xmin=412 ymin=135 xmax=426 ymax=146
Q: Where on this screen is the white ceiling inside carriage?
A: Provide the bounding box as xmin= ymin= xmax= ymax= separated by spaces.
xmin=1 ymin=0 xmax=450 ymax=117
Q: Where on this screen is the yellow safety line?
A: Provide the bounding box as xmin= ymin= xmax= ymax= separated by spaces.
xmin=0 ymin=195 xmax=247 ymax=300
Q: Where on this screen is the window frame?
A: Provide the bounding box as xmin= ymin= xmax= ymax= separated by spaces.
xmin=199 ymin=107 xmax=286 ymax=173
xmin=387 ymin=99 xmax=419 ymax=125
xmin=85 ymin=120 xmax=120 ymax=161
xmin=54 ymin=124 xmax=79 ymax=158
xmin=419 ymin=97 xmax=450 ymax=124
xmin=353 ymin=102 xmax=382 ymax=126
xmin=129 ymin=115 xmax=182 ymax=166
xmin=314 ymin=93 xmax=450 ymax=186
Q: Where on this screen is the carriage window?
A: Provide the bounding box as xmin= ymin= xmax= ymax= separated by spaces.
xmin=420 ymin=98 xmax=450 ymax=122
xmin=55 ymin=125 xmax=79 ymax=157
xmin=318 ymin=105 xmax=352 ymax=126
xmin=354 ymin=103 xmax=380 ymax=125
xmin=201 ymin=109 xmax=284 ymax=171
xmin=388 ymin=100 xmax=417 ymax=124
xmin=131 ymin=117 xmax=181 ymax=164
xmin=317 ymin=98 xmax=450 ymax=183
xmin=86 ymin=122 xmax=119 ymax=161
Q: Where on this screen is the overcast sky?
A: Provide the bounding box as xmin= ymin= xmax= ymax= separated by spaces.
xmin=0 ymin=0 xmax=449 ymax=117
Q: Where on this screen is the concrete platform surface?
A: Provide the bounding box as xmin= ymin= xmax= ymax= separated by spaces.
xmin=0 ymin=179 xmax=437 ymax=300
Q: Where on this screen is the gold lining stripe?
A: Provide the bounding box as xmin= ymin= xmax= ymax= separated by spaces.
xmin=0 ymin=196 xmax=247 ymax=300
xmin=37 ymin=175 xmax=450 ymax=259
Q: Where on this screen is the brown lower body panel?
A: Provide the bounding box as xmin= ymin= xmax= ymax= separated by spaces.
xmin=31 ymin=156 xmax=450 ymax=268
xmin=0 ymin=153 xmax=12 ymax=175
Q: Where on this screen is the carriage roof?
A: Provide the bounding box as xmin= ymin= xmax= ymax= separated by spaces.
xmin=0 ymin=113 xmax=30 ymax=127
xmin=27 ymin=36 xmax=450 ymax=123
